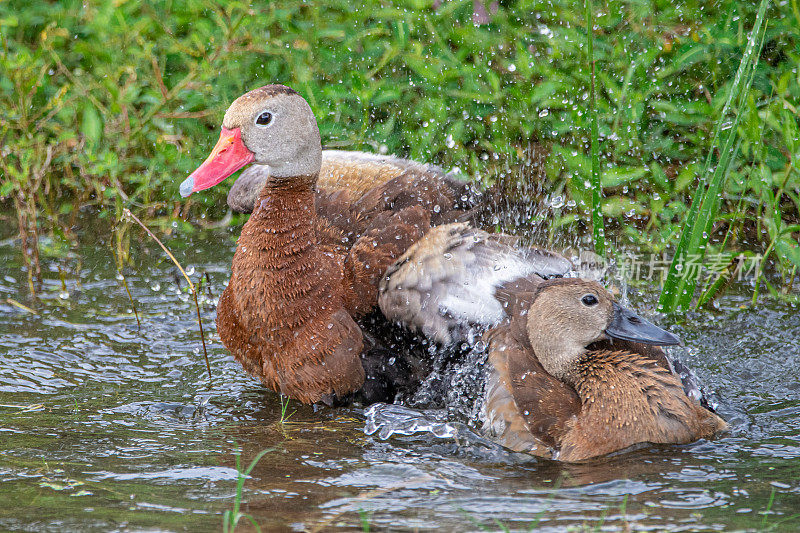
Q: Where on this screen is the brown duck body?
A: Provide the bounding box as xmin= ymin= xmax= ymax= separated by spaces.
xmin=562 ymin=349 xmax=724 ymax=461
xmin=381 ymin=234 xmax=725 ymax=460
xmin=218 ymin=170 xmax=457 ymax=403
xmin=219 ymin=180 xmax=360 ymax=403
xmin=182 ymin=84 xmax=570 ymax=405
xmin=481 ymin=280 xmax=726 ymax=462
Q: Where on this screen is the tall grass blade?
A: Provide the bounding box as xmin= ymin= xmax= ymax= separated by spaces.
xmin=658 ymin=0 xmax=770 ymax=312
xmin=224 ymin=447 xmax=273 ymax=533
xmin=586 ymin=0 xmax=605 ymax=256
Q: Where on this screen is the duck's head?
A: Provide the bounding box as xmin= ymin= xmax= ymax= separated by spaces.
xmin=524 ymin=279 xmax=681 ymax=382
xmin=180 ymin=84 xmax=321 ymax=197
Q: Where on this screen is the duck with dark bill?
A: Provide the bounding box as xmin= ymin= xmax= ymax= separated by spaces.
xmin=380 ymin=231 xmax=726 ymax=461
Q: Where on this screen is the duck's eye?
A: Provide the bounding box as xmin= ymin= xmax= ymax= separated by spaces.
xmin=255 ymin=111 xmax=273 ymax=127
xmin=581 ymin=294 xmax=599 ymax=306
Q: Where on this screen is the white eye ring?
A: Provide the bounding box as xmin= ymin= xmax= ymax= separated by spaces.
xmin=255 ymin=110 xmax=274 ymax=127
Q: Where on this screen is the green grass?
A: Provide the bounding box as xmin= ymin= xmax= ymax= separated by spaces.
xmin=658 ymin=0 xmax=771 ymax=312
xmin=222 ymin=447 xmax=274 ymax=533
xmin=357 ymin=508 xmax=373 ymax=532
xmin=1 ymin=0 xmax=799 ymax=306
xmin=279 ymin=394 xmax=296 ymax=424
xmin=585 ymin=0 xmax=606 ymax=256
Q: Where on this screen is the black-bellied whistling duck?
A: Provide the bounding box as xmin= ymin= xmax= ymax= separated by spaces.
xmin=179 ymin=84 xmax=569 ymax=405
xmin=481 ymin=278 xmax=726 ymax=461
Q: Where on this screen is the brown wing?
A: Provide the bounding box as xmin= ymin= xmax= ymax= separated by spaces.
xmin=558 ymin=350 xmax=727 ymax=462
xmin=351 ymin=167 xmax=474 ymax=226
xmin=343 ymin=205 xmax=431 ymax=317
xmin=483 ymin=293 xmax=581 ymax=455
xmin=504 ymin=298 xmax=582 ymax=446
xmin=313 ymin=188 xmax=366 ymax=244
xmin=587 ymin=338 xmax=712 ymax=406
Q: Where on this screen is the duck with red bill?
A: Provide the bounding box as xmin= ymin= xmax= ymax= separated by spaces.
xmin=179 ymin=127 xmax=254 ymax=198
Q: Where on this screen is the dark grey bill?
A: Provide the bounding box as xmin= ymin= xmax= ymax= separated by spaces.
xmin=605 ymin=302 xmax=682 ymax=346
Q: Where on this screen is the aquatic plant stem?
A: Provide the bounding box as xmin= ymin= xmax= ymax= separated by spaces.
xmin=122 ymin=208 xmax=211 ymax=379
xmin=116 ymin=267 xmax=141 ymax=331
xmin=586 ymin=0 xmax=605 ymax=256
xmin=5 ymin=298 xmax=38 ymax=315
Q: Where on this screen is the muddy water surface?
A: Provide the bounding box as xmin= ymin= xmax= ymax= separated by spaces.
xmin=1 ymin=214 xmax=799 ymax=532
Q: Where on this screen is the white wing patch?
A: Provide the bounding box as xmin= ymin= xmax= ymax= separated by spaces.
xmin=379 ymin=223 xmax=571 ymax=345
xmin=437 ymin=250 xmax=539 ymax=324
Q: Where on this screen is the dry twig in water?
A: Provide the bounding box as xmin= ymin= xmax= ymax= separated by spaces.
xmin=122 ymin=208 xmax=212 ymax=379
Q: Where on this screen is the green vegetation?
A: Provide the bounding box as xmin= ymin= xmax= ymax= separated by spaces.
xmin=659 ymin=0 xmax=770 ymax=311
xmin=2 ymin=0 xmax=799 ymax=308
xmin=223 ymin=447 xmax=273 ymax=533
xmin=584 ymin=0 xmax=606 ymax=256
xmin=279 ymin=394 xmax=296 ymax=424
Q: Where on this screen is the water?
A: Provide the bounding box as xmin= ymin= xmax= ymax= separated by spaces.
xmin=1 ymin=214 xmax=799 ymax=532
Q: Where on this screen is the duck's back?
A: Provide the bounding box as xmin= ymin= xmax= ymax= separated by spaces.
xmin=227 ymin=150 xmax=474 ymax=218
xmin=558 ymin=349 xmax=727 ymax=461
xmin=319 ymin=150 xmax=452 ymax=200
